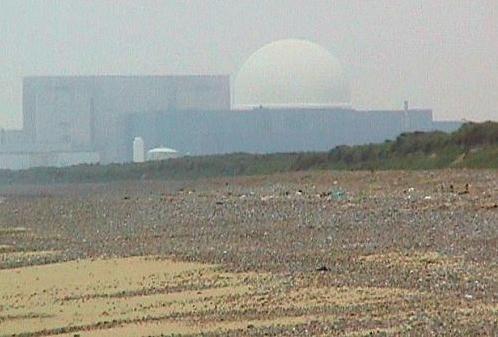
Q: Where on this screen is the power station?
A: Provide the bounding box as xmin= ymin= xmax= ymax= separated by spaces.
xmin=0 ymin=39 xmax=462 ymax=170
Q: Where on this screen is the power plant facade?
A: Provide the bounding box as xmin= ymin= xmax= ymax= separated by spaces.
xmin=0 ymin=39 xmax=462 ymax=170
xmin=126 ymin=107 xmax=435 ymax=160
xmin=1 ymin=75 xmax=230 ymax=168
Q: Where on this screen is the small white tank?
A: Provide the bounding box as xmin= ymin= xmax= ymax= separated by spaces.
xmin=133 ymin=137 xmax=145 ymax=163
xmin=147 ymin=147 xmax=181 ymax=161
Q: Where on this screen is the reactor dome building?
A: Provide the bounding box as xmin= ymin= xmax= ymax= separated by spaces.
xmin=234 ymin=39 xmax=350 ymax=109
xmin=0 ymin=39 xmax=462 ymax=169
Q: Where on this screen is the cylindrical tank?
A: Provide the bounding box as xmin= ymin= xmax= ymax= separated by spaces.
xmin=147 ymin=147 xmax=181 ymax=161
xmin=133 ymin=137 xmax=145 ymax=163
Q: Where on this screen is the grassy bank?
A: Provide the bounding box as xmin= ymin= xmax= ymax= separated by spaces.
xmin=1 ymin=121 xmax=496 ymax=185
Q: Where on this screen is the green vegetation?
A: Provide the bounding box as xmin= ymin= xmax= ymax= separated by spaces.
xmin=323 ymin=121 xmax=498 ymax=170
xmin=1 ymin=121 xmax=496 ymax=185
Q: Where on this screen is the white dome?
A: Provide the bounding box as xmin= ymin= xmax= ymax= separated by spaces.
xmin=147 ymin=147 xmax=181 ymax=161
xmin=234 ymin=39 xmax=350 ymax=109
xmin=148 ymin=147 xmax=178 ymax=154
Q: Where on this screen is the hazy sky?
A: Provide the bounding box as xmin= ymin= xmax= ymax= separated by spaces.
xmin=1 ymin=0 xmax=497 ymax=128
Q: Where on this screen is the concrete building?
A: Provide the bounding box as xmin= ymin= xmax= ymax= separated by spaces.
xmin=123 ymin=40 xmax=449 ymax=160
xmin=125 ymin=106 xmax=435 ymax=161
xmin=0 ymin=39 xmax=462 ymax=170
xmin=0 ymin=75 xmax=230 ymax=168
